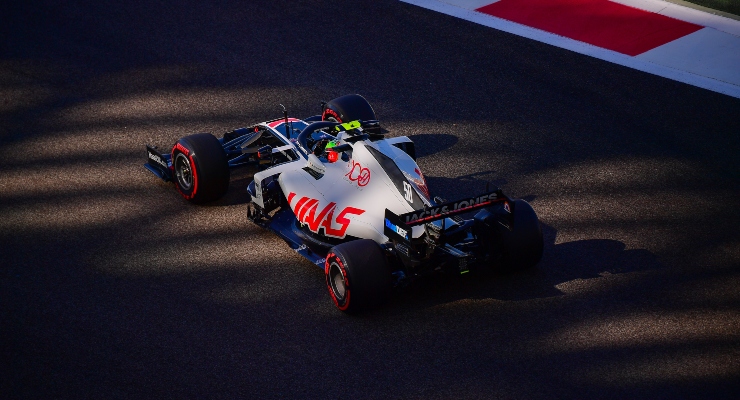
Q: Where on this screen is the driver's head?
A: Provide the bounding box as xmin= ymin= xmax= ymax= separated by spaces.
xmin=311 ymin=133 xmax=334 ymax=156
xmin=324 ymin=140 xmax=341 ymax=162
xmin=324 ymin=139 xmax=339 ymax=152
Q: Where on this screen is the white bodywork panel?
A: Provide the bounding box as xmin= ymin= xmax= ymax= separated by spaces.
xmin=251 ymin=119 xmax=428 ymax=244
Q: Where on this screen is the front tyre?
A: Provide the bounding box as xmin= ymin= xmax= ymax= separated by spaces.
xmin=325 ymin=239 xmax=392 ymax=313
xmin=171 ymin=133 xmax=230 ymax=204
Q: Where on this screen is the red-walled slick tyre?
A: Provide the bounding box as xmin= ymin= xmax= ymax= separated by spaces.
xmin=171 ymin=133 xmax=230 ymax=204
xmin=321 ymin=94 xmax=376 ymax=123
xmin=325 ymin=239 xmax=392 ymax=314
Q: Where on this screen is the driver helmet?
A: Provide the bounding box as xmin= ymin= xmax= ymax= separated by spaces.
xmin=324 ymin=139 xmax=339 ymax=152
xmin=324 ymin=140 xmax=341 ymax=162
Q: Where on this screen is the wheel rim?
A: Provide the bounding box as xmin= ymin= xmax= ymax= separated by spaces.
xmin=174 ymin=153 xmax=193 ymax=190
xmin=328 ymin=262 xmax=347 ymax=302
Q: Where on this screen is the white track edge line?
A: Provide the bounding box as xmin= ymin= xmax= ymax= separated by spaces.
xmin=401 ymin=0 xmax=740 ymax=99
xmin=610 ymin=0 xmax=740 ymax=36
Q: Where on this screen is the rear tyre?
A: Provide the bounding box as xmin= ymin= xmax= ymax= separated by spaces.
xmin=171 ymin=133 xmax=230 ymax=204
xmin=325 ymin=239 xmax=392 ymax=313
xmin=486 ymin=199 xmax=544 ymax=273
xmin=498 ymin=199 xmax=544 ymax=271
xmin=322 ymin=94 xmax=377 ymax=124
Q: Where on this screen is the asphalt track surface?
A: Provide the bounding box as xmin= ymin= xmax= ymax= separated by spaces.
xmin=2 ymin=1 xmax=739 ymax=398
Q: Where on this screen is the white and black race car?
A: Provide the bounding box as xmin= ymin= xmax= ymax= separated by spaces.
xmin=145 ymin=94 xmax=543 ymax=313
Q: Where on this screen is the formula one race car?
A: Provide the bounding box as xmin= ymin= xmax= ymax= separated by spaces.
xmin=144 ymin=94 xmax=543 ymax=313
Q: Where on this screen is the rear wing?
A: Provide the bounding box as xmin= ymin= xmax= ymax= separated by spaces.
xmin=384 ymin=189 xmax=508 ymax=243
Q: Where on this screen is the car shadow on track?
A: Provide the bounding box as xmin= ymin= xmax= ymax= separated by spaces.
xmin=389 ymin=221 xmax=662 ymax=312
xmin=404 ymin=169 xmax=662 ymax=309
xmin=406 ymin=133 xmax=458 ymax=158
xmin=425 ymin=173 xmax=508 ymax=201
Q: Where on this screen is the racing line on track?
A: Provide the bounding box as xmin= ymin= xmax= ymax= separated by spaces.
xmin=402 ymin=0 xmax=740 ymax=98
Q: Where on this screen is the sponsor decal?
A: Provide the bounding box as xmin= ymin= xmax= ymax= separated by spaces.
xmin=174 ymin=142 xmax=189 ymax=156
xmin=402 ymin=191 xmax=500 ymax=225
xmin=384 ymin=208 xmax=412 ymax=243
xmin=147 ymin=150 xmax=167 ymax=168
xmin=384 ymin=218 xmax=409 ymax=241
xmin=322 ymin=108 xmax=341 ymax=122
xmin=345 ymin=160 xmax=370 ymax=187
xmin=288 ymin=192 xmax=365 ymax=239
